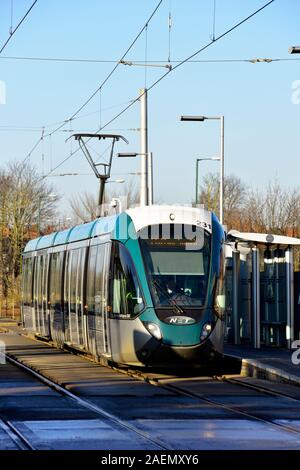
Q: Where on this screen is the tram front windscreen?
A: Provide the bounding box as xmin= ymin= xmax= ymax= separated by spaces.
xmin=139 ymin=225 xmax=211 ymax=308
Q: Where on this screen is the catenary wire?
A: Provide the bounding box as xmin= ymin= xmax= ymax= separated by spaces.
xmin=68 ymin=0 xmax=164 ymax=121
xmin=2 ymin=56 xmax=298 ymax=64
xmin=21 ymin=0 xmax=164 ymax=164
xmin=42 ymin=0 xmax=275 ymax=179
xmin=0 ymin=0 xmax=38 ymax=54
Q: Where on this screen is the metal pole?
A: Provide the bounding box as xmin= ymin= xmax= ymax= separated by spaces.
xmin=140 ymin=88 xmax=148 ymax=206
xmin=147 ymin=151 xmax=153 ymax=205
xmin=252 ymin=246 xmax=260 ymax=348
xmin=195 ymin=159 xmax=199 ymax=205
xmin=232 ymin=248 xmax=241 ymax=345
xmin=220 ymin=115 xmax=224 ymax=225
xmin=38 ymin=196 xmax=41 ymax=235
xmin=285 ymin=247 xmax=294 ymax=349
xmin=98 ymin=178 xmax=107 ymax=217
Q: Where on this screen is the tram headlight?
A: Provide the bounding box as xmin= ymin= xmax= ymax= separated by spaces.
xmin=143 ymin=322 xmax=162 ymax=341
xmin=200 ymin=323 xmax=212 ymax=341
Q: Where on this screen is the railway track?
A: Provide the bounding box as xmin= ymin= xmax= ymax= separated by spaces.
xmin=114 ymin=364 xmax=300 ymax=439
xmin=7 ymin=344 xmax=300 ymax=442
xmin=3 ymin=353 xmax=170 ymax=450
xmin=0 ymin=418 xmax=35 ymax=450
xmin=3 ymin=328 xmax=300 ymax=449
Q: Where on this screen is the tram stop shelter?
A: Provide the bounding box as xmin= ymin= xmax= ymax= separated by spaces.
xmin=225 ymin=231 xmax=300 ymax=350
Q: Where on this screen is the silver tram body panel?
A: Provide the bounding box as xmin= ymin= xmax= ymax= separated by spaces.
xmin=21 ymin=205 xmax=225 ymax=367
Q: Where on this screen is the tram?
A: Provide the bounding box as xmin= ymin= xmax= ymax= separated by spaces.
xmin=21 ymin=205 xmax=226 ymax=367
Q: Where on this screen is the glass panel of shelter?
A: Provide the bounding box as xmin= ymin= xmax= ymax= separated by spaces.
xmin=226 ymin=243 xmax=294 ymax=348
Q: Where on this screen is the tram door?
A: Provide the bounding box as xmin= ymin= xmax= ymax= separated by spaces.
xmin=34 ymin=252 xmax=50 ymax=337
xmin=86 ymin=241 xmax=111 ymax=358
xmin=22 ymin=256 xmax=35 ymax=332
xmin=66 ymin=247 xmax=87 ymax=348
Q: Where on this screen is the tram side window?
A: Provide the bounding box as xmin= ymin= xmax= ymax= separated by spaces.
xmin=37 ymin=255 xmax=44 ymax=310
xmin=95 ymin=244 xmax=105 ymax=315
xmin=86 ymin=246 xmax=97 ymax=315
xmin=22 ymin=257 xmax=34 ymax=306
xmin=50 ymin=252 xmax=64 ymax=309
xmin=110 ymin=242 xmax=144 ymax=319
xmin=86 ymin=244 xmax=106 ymax=316
xmin=69 ymin=249 xmax=79 ymax=313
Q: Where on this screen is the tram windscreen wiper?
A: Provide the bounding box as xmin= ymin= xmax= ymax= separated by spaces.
xmin=152 ymin=280 xmax=185 ymax=314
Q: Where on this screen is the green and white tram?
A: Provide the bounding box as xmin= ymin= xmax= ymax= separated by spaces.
xmin=22 ymin=205 xmax=225 ymax=367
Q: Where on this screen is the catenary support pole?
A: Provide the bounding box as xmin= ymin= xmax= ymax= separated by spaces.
xmin=148 ymin=151 xmax=153 ymax=205
xmin=252 ymin=246 xmax=260 ymax=349
xmin=140 ymin=88 xmax=148 ymax=206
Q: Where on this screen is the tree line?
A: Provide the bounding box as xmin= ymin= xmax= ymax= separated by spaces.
xmin=0 ymin=161 xmax=299 ymax=318
xmin=0 ymin=162 xmax=57 ymax=317
xmin=199 ymin=173 xmax=300 ymax=237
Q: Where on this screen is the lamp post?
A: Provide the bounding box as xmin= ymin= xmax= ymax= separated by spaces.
xmin=181 ymin=115 xmax=225 ymax=224
xmin=117 ymin=152 xmax=153 ymax=205
xmin=195 ymin=157 xmax=220 ymax=205
xmin=289 ymin=46 xmax=300 ymax=54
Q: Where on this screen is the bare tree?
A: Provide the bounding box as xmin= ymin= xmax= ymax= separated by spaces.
xmin=69 ymin=179 xmax=140 ymax=223
xmin=198 ymin=173 xmax=300 ymax=237
xmin=69 ymin=191 xmax=98 ymax=224
xmin=242 ymin=179 xmax=300 ymax=236
xmin=0 ymin=161 xmax=58 ymax=318
xmin=198 ymin=172 xmax=247 ymax=229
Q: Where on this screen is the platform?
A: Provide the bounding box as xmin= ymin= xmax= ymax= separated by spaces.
xmin=224 ymin=343 xmax=300 ymax=386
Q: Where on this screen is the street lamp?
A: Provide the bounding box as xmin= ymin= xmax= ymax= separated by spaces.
xmin=106 ymin=179 xmax=125 ymax=184
xmin=289 ymin=46 xmax=300 ymax=54
xmin=180 ymin=115 xmax=225 ymax=224
xmin=117 ymin=152 xmax=153 ymax=205
xmin=195 ymin=157 xmax=220 ymax=205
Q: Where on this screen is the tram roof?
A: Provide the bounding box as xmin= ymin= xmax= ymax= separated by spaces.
xmin=23 ymin=215 xmax=118 ymax=252
xmin=23 ymin=205 xmax=214 ymax=253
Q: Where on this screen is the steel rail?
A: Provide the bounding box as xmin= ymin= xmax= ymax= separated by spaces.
xmin=4 ymin=352 xmax=170 ymax=450
xmin=0 ymin=419 xmax=35 ymax=450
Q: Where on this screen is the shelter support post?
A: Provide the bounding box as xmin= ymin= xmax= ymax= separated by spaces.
xmin=285 ymin=246 xmax=294 ymax=349
xmin=252 ymin=246 xmax=260 ymax=349
xmin=232 ymin=249 xmax=241 ymax=345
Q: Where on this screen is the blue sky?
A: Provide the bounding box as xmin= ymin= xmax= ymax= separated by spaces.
xmin=0 ymin=0 xmax=299 ymax=212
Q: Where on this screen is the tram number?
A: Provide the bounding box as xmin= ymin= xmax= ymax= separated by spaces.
xmin=198 ymin=221 xmax=211 ymax=231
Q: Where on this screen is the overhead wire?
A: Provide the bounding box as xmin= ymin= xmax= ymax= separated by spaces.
xmin=66 ymin=0 xmax=164 ymax=122
xmin=41 ymin=0 xmax=276 ymax=180
xmin=2 ymin=55 xmax=298 ymax=64
xmin=0 ymin=0 xmax=38 ymax=54
xmin=21 ymin=0 xmax=164 ymax=165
